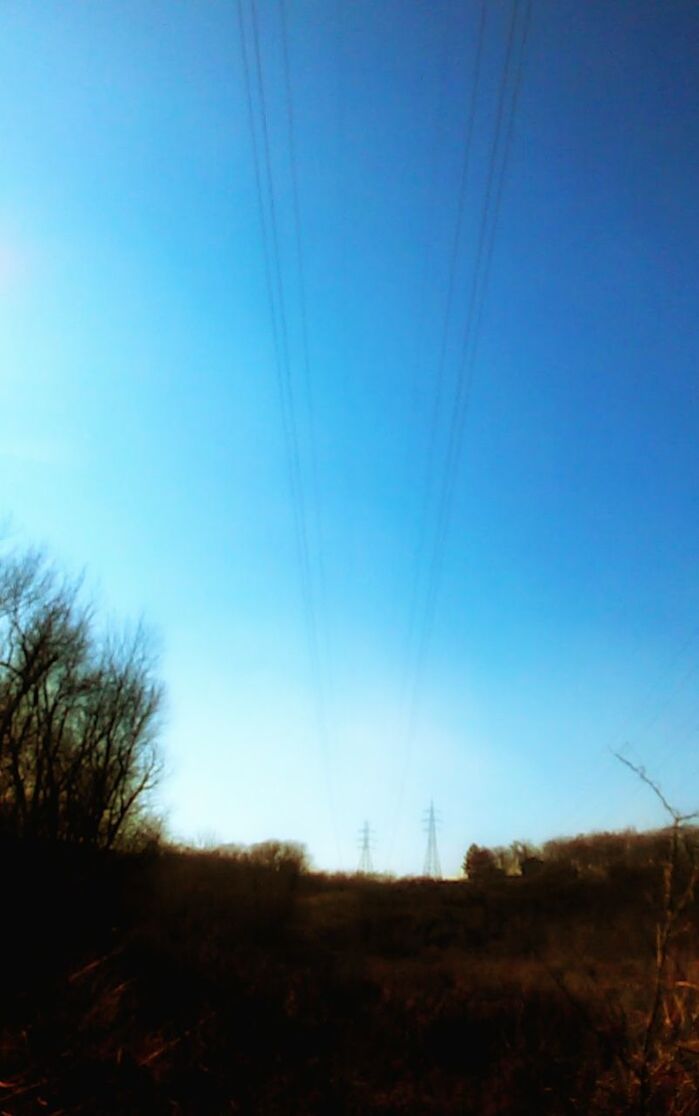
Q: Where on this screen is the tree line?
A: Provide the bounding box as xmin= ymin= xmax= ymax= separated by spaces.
xmin=463 ymin=827 xmax=699 ymax=882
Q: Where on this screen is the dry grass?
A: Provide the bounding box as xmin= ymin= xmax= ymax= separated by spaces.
xmin=2 ymin=839 xmax=699 ymax=1113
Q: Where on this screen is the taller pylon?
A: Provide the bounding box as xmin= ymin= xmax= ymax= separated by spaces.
xmin=423 ymin=801 xmax=441 ymax=878
xmin=358 ymin=820 xmax=374 ymax=874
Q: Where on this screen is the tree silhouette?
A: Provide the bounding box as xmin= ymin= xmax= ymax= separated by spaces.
xmin=0 ymin=548 xmax=162 ymax=848
xmin=463 ymin=843 xmax=498 ymax=881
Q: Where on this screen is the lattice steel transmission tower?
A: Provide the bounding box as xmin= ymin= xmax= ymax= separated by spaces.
xmin=358 ymin=820 xmax=374 ymax=874
xmin=423 ymin=801 xmax=442 ymax=878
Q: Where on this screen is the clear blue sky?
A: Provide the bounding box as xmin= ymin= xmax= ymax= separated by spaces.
xmin=1 ymin=0 xmax=698 ymax=874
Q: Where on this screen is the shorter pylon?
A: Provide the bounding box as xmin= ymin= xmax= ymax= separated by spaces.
xmin=358 ymin=820 xmax=374 ymax=874
xmin=423 ymin=801 xmax=442 ymax=878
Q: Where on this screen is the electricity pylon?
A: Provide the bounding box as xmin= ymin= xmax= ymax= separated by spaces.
xmin=358 ymin=820 xmax=374 ymax=874
xmin=423 ymin=801 xmax=442 ymax=878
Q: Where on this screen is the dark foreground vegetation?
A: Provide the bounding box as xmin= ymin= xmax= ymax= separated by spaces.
xmin=3 ymin=829 xmax=699 ymax=1115
xmin=3 ymin=544 xmax=699 ymax=1112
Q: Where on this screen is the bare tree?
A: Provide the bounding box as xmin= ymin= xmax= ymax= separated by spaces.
xmin=0 ymin=548 xmax=163 ymax=848
xmin=615 ymin=752 xmax=699 ymax=1114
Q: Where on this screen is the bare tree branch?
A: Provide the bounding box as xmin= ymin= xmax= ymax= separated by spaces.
xmin=613 ymin=750 xmax=699 ymax=825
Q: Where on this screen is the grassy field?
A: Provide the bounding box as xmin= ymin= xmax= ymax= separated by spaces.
xmin=2 ymin=839 xmax=699 ymax=1114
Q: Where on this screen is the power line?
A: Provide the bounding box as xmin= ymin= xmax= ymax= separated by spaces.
xmin=391 ymin=0 xmax=532 ymax=858
xmin=276 ymin=0 xmax=338 ymax=827
xmin=419 ymin=0 xmax=531 ymax=716
xmin=403 ymin=6 xmax=459 ymax=471
xmin=241 ymin=0 xmax=309 ymax=607
xmin=279 ymin=0 xmax=326 ymax=607
xmin=402 ymin=0 xmax=487 ymax=701
xmin=237 ymin=0 xmax=341 ymax=864
xmin=236 ymin=0 xmax=283 ymax=395
xmin=431 ymin=0 xmax=532 ymax=572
